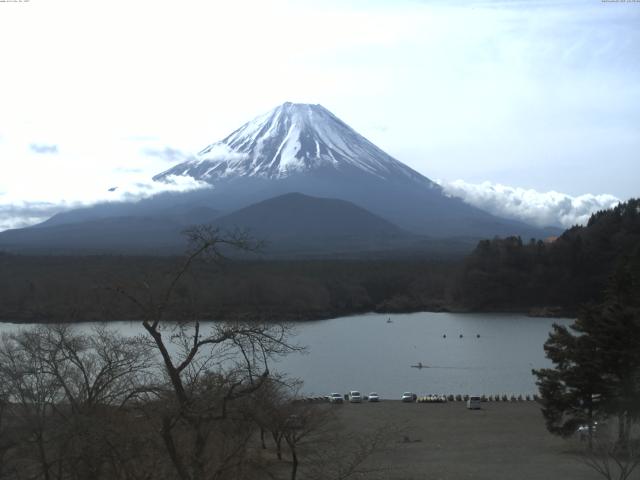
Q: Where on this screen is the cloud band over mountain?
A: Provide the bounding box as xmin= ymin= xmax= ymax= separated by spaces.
xmin=0 ymin=175 xmax=209 ymax=232
xmin=440 ymin=180 xmax=621 ymax=228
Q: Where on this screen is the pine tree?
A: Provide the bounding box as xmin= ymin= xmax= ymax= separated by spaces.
xmin=533 ymin=315 xmax=608 ymax=447
xmin=533 ymin=253 xmax=640 ymax=448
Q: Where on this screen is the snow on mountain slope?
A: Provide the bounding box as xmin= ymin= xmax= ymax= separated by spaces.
xmin=154 ymin=102 xmax=436 ymax=186
xmin=146 ymin=102 xmax=559 ymax=240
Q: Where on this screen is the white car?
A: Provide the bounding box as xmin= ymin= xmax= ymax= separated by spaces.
xmin=401 ymin=392 xmax=415 ymax=402
xmin=467 ymin=395 xmax=481 ymax=409
xmin=577 ymin=421 xmax=602 ymax=440
xmin=349 ymin=391 xmax=362 ymax=403
xmin=368 ymin=392 xmax=380 ymax=402
xmin=328 ymin=393 xmax=344 ymax=404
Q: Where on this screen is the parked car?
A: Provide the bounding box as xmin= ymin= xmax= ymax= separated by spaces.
xmin=401 ymin=392 xmax=415 ymax=402
xmin=368 ymin=392 xmax=380 ymax=402
xmin=328 ymin=393 xmax=344 ymax=404
xmin=467 ymin=395 xmax=482 ymax=409
xmin=349 ymin=391 xmax=362 ymax=403
xmin=577 ymin=421 xmax=602 ymax=441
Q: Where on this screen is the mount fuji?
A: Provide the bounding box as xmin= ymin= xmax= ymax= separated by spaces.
xmin=155 ymin=102 xmax=433 ymax=186
xmin=152 ymin=102 xmax=550 ymax=239
xmin=0 ymin=102 xmax=559 ymax=255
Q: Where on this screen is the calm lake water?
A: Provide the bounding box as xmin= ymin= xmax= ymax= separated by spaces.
xmin=0 ymin=312 xmax=572 ymax=399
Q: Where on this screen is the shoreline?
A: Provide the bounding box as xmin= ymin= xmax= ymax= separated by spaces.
xmin=0 ymin=307 xmax=576 ymax=325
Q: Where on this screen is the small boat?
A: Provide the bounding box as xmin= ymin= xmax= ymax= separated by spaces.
xmin=386 ymin=317 xmax=393 ymax=323
xmin=411 ymin=362 xmax=429 ymax=369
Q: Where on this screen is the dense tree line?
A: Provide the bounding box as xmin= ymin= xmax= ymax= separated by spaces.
xmin=0 ymin=199 xmax=637 ymax=323
xmin=0 ymin=254 xmax=456 ymax=323
xmin=454 ymin=199 xmax=640 ymax=315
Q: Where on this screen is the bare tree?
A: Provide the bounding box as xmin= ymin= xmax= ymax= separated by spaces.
xmin=282 ymin=402 xmax=332 ymax=480
xmin=114 ymin=226 xmax=302 ymax=480
xmin=299 ymin=416 xmax=392 ymax=480
xmin=248 ymin=377 xmax=288 ymax=458
xmin=0 ymin=328 xmax=65 ymax=480
xmin=581 ymin=430 xmax=640 ymax=480
xmin=34 ymin=325 xmax=155 ymax=411
xmin=0 ymin=371 xmax=15 ymax=478
xmin=0 ymin=325 xmax=156 ymax=480
xmin=38 ymin=325 xmax=155 ymax=480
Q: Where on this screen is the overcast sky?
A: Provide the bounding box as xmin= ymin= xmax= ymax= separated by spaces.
xmin=0 ymin=0 xmax=638 ymax=230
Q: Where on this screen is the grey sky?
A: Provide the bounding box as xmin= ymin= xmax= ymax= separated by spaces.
xmin=0 ymin=0 xmax=637 ymax=230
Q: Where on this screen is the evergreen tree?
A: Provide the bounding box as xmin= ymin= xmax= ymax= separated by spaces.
xmin=533 ymin=315 xmax=608 ymax=446
xmin=533 ymin=253 xmax=640 ymax=448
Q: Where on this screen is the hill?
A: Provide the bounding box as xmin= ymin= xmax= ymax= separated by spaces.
xmin=212 ymin=192 xmax=422 ymax=255
xmin=0 ymin=193 xmax=475 ymax=257
xmin=453 ymin=198 xmax=640 ymax=315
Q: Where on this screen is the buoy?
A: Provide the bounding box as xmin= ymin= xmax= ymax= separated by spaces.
xmin=476 ymin=334 xmax=480 ymax=338
xmin=443 ymin=334 xmax=446 ymax=338
xmin=459 ymin=334 xmax=463 ymax=338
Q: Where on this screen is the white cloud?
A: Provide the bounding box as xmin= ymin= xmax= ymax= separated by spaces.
xmin=0 ymin=174 xmax=209 ymax=232
xmin=198 ymin=143 xmax=249 ymax=163
xmin=0 ymin=202 xmax=63 ymax=231
xmin=144 ymin=146 xmax=195 ymax=163
xmin=440 ymin=180 xmax=621 ymax=228
xmin=0 ymin=133 xmax=210 ymax=231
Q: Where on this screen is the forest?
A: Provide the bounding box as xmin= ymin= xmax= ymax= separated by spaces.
xmin=454 ymin=199 xmax=640 ymax=316
xmin=0 ymin=199 xmax=638 ymax=323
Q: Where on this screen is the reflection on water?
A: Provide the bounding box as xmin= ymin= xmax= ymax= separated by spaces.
xmin=0 ymin=312 xmax=572 ymax=398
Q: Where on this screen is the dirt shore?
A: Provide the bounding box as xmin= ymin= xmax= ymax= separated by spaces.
xmin=330 ymin=400 xmax=601 ymax=480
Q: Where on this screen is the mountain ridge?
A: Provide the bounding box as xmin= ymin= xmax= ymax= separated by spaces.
xmin=151 ymin=102 xmax=558 ymax=239
xmin=0 ymin=102 xmax=561 ymax=252
xmin=0 ymin=193 xmax=430 ymax=256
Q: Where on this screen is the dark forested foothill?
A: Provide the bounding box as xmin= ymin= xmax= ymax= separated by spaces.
xmin=453 ymin=199 xmax=640 ymax=316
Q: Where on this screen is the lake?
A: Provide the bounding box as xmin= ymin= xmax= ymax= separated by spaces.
xmin=0 ymin=312 xmax=572 ymax=399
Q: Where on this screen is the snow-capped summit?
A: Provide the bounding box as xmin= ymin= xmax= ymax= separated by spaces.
xmin=154 ymin=102 xmax=435 ymax=186
xmin=146 ymin=102 xmax=556 ymax=240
